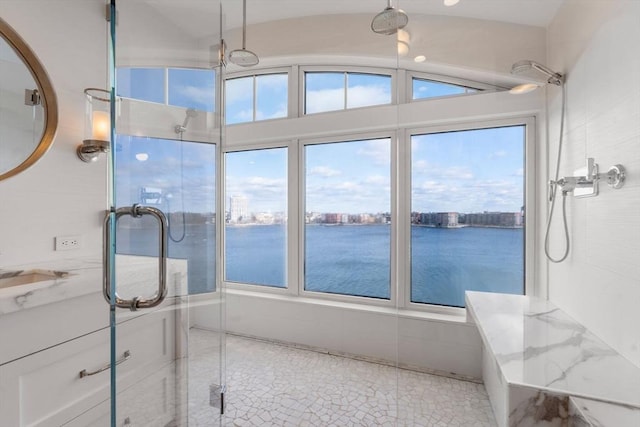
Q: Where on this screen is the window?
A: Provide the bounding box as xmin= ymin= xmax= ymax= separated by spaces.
xmin=304 ymin=138 xmax=391 ymax=299
xmin=412 ymin=77 xmax=478 ymax=100
xmin=410 ymin=126 xmax=525 ymax=307
xmin=225 ymin=148 xmax=287 ymax=288
xmin=305 ymin=72 xmax=392 ymax=114
xmin=114 ymin=135 xmax=217 ymax=294
xmin=117 ymin=67 xmax=215 ymax=112
xmin=225 ymin=73 xmax=288 ymax=125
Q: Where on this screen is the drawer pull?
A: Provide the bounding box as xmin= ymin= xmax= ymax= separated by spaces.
xmin=79 ymin=350 xmax=131 ymax=378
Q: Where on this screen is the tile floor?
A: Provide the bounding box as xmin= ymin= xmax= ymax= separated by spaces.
xmin=188 ymin=328 xmax=496 ymax=427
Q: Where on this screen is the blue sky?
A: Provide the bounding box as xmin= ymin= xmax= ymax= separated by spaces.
xmin=115 ymin=68 xmax=524 ymax=215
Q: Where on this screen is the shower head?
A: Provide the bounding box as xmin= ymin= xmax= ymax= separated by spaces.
xmin=175 ymin=108 xmax=198 ymax=135
xmin=511 ymin=60 xmax=564 ymax=86
xmin=229 ymin=0 xmax=259 ymax=67
xmin=371 ymin=0 xmax=408 ymax=35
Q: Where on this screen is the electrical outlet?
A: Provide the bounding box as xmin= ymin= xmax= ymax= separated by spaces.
xmin=55 ymin=235 xmax=81 ymax=251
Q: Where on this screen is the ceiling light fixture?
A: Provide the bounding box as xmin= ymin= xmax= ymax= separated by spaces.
xmin=444 ymin=0 xmax=460 ymax=6
xmin=414 ymin=55 xmax=426 ymax=63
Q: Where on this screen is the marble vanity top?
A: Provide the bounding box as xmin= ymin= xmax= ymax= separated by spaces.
xmin=0 ymin=256 xmax=187 ymax=316
xmin=466 ymin=291 xmax=640 ymax=408
xmin=0 ymin=258 xmax=102 ymax=315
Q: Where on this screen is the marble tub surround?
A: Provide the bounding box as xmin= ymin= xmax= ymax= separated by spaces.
xmin=466 ymin=291 xmax=640 ymax=426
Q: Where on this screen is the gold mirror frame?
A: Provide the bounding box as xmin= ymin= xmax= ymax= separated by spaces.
xmin=0 ymin=17 xmax=58 ymax=181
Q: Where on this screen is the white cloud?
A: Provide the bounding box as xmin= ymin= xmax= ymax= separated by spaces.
xmin=513 ymin=168 xmax=524 ymax=176
xmin=489 ymin=150 xmax=508 ymax=159
xmin=175 ymin=85 xmax=214 ymax=108
xmin=305 ymin=88 xmax=344 ymax=114
xmin=357 ymin=139 xmax=390 ymax=166
xmin=365 ymin=175 xmax=388 ymax=185
xmin=309 ymin=166 xmax=342 ymax=177
xmin=346 ymin=85 xmax=390 ymax=108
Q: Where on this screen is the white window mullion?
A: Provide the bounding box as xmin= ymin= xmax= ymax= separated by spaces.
xmin=288 ymin=140 xmax=300 ymax=296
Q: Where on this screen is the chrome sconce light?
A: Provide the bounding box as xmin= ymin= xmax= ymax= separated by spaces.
xmin=77 ymin=88 xmax=110 ymax=162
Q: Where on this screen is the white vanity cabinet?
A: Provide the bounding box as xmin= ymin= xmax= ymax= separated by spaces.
xmin=0 ymin=306 xmax=176 ymax=427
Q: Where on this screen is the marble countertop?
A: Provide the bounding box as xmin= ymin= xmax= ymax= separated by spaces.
xmin=466 ymin=291 xmax=640 ymax=408
xmin=0 ymin=255 xmax=188 ymax=316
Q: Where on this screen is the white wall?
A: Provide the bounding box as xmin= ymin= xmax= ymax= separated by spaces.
xmin=545 ymin=1 xmax=640 ymax=367
xmin=0 ymin=0 xmax=108 ymax=267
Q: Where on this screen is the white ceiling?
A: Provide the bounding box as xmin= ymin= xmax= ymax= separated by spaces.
xmin=225 ymin=0 xmax=565 ymax=29
xmin=147 ymin=0 xmax=565 ymax=38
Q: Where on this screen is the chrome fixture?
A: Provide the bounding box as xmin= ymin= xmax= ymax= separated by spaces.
xmin=511 ymin=60 xmax=564 ymax=86
xmin=174 ymin=108 xmax=198 ymax=136
xmin=549 ymin=158 xmax=626 ymax=199
xmin=103 ymin=204 xmax=168 ymax=311
xmin=77 ymin=88 xmax=110 ymax=162
xmin=371 ymin=0 xmax=408 ymax=35
xmin=509 ymin=60 xmax=564 ymax=94
xmin=228 ymin=0 xmax=259 ymax=67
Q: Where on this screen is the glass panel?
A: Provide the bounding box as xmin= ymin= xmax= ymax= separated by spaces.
xmin=168 ymin=68 xmax=215 ymax=112
xmin=112 ymin=1 xmax=223 ymax=426
xmin=255 ymin=73 xmax=288 ymax=120
xmin=225 ymin=76 xmax=253 ymax=124
xmin=346 ymin=73 xmax=391 ymax=108
xmin=116 ymin=67 xmax=165 ymax=103
xmin=411 ymin=126 xmax=525 ymax=307
xmin=305 ymin=138 xmax=391 ymax=299
xmin=115 ymin=135 xmax=217 ymax=295
xmin=304 ymin=72 xmax=344 ymax=114
xmin=412 ymin=78 xmax=470 ymax=100
xmin=225 ymin=148 xmax=287 ymax=287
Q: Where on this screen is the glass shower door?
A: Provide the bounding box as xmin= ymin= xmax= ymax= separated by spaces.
xmin=105 ymin=1 xmax=224 ymax=426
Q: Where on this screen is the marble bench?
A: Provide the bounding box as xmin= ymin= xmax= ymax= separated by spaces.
xmin=465 ymin=291 xmax=640 ymax=427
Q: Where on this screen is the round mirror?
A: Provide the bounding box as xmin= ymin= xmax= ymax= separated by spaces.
xmin=0 ymin=17 xmax=57 ymax=181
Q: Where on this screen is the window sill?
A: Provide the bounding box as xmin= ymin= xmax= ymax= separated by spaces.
xmin=224 ymin=287 xmax=468 ymax=325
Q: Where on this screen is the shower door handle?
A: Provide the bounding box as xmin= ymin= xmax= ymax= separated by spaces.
xmin=103 ymin=204 xmax=168 ymax=311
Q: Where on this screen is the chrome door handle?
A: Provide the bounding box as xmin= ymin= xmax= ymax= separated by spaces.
xmin=79 ymin=350 xmax=131 ymax=378
xmin=103 ymin=204 xmax=168 ymax=311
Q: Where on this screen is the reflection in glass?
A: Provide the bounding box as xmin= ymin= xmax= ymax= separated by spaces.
xmin=115 ymin=135 xmax=216 ymax=294
xmin=410 ymin=126 xmax=525 ymax=307
xmin=305 ymin=139 xmax=391 ymax=299
xmin=168 ymin=68 xmax=215 ymax=112
xmin=412 ymin=78 xmax=477 ymax=100
xmin=116 ymin=67 xmax=165 ymax=103
xmin=225 ymin=148 xmax=287 ymax=288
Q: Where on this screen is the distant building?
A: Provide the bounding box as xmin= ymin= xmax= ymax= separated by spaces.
xmin=229 ymin=196 xmax=249 ymax=223
xmin=419 ymin=212 xmax=459 ymax=228
xmin=465 ymin=212 xmax=522 ymax=227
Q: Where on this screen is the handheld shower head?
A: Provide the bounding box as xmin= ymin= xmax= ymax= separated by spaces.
xmin=175 ymin=108 xmax=198 ymax=135
xmin=511 ymin=60 xmax=564 ymax=86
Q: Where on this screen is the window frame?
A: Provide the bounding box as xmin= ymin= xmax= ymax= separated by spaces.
xmin=224 ymin=67 xmax=291 ymax=125
xmin=406 ymin=70 xmax=497 ymax=103
xmin=298 ymin=131 xmax=398 ymax=308
xmin=299 ymin=65 xmax=397 ymax=117
xmin=400 ymin=117 xmax=536 ymax=313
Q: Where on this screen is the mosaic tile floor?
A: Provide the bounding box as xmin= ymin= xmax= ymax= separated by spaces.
xmin=188 ymin=328 xmax=496 ymax=427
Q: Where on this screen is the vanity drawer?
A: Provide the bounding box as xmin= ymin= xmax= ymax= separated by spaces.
xmin=0 ymin=308 xmax=174 ymax=427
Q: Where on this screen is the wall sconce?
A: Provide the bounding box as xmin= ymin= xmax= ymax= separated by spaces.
xmin=77 ymin=88 xmax=111 ymax=162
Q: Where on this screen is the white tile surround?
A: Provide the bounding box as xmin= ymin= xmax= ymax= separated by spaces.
xmin=545 ymin=0 xmax=640 ymax=368
xmin=466 ymin=291 xmax=640 ymax=427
